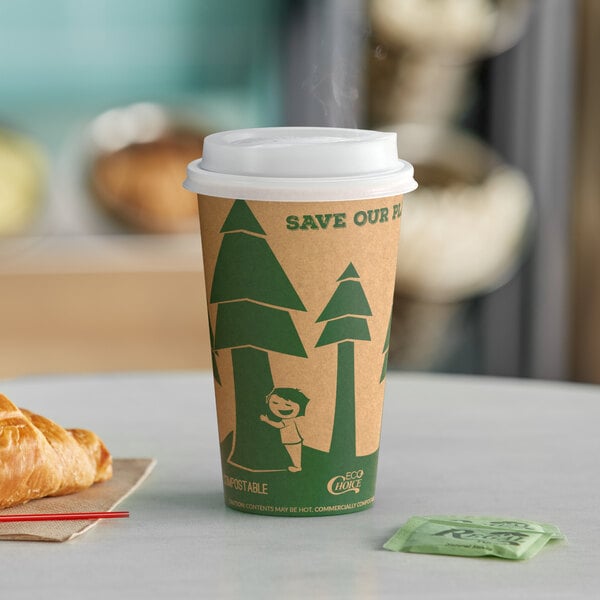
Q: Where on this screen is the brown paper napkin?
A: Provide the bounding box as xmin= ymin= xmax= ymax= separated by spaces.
xmin=0 ymin=458 xmax=156 ymax=542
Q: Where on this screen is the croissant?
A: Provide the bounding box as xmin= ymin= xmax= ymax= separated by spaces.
xmin=0 ymin=394 xmax=112 ymax=510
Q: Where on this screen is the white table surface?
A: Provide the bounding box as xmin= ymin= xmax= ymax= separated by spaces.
xmin=1 ymin=371 xmax=599 ymax=599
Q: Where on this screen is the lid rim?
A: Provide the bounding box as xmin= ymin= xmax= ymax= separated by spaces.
xmin=187 ymin=157 xmax=415 ymax=181
xmin=183 ymin=127 xmax=418 ymax=201
xmin=184 ymin=160 xmax=417 ymax=201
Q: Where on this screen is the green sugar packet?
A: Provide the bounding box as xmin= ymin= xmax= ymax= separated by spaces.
xmin=426 ymin=515 xmax=564 ymax=540
xmin=383 ymin=516 xmax=564 ymax=560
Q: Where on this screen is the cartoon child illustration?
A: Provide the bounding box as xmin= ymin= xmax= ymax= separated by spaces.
xmin=260 ymin=388 xmax=310 ymax=473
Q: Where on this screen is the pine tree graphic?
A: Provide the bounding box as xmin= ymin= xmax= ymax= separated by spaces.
xmin=209 ymin=321 xmax=221 ymax=386
xmin=211 ymin=200 xmax=307 ymax=471
xmin=316 ymin=263 xmax=372 ymax=457
xmin=380 ymin=312 xmax=392 ymax=383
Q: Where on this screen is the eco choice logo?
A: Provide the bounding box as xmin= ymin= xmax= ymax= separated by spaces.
xmin=327 ymin=470 xmax=364 ymax=495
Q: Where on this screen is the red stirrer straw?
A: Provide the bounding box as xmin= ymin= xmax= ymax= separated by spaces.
xmin=0 ymin=511 xmax=129 ymax=523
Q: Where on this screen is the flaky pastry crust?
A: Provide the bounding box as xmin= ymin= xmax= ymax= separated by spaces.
xmin=0 ymin=394 xmax=112 ymax=509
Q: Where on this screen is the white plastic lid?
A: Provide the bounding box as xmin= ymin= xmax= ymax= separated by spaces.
xmin=184 ymin=127 xmax=417 ymax=201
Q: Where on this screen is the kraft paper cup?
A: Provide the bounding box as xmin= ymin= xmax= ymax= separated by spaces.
xmin=184 ymin=127 xmax=417 ymax=516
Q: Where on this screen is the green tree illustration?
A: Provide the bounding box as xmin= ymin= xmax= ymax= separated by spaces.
xmin=380 ymin=312 xmax=392 ymax=383
xmin=316 ymin=263 xmax=372 ymax=457
xmin=209 ymin=321 xmax=221 ymax=386
xmin=211 ymin=200 xmax=307 ymax=471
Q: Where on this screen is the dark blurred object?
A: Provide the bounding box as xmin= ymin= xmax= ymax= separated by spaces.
xmin=0 ymin=127 xmax=46 ymax=236
xmin=89 ymin=104 xmax=205 ymax=234
xmin=571 ymin=0 xmax=600 ymax=383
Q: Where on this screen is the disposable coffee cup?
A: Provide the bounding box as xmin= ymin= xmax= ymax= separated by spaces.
xmin=184 ymin=127 xmax=417 ymax=516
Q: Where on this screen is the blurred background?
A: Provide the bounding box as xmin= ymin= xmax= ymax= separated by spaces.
xmin=0 ymin=0 xmax=597 ymax=384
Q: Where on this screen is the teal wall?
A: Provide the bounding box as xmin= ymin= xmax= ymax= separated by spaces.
xmin=0 ymin=0 xmax=285 ymax=130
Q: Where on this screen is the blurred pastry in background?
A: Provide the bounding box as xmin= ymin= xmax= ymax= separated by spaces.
xmin=89 ymin=103 xmax=205 ymax=234
xmin=0 ymin=127 xmax=46 ymax=236
xmin=390 ymin=123 xmax=533 ymax=302
xmin=385 ymin=124 xmax=533 ymax=371
xmin=370 ymin=0 xmax=531 ymax=59
xmin=368 ymin=0 xmax=532 ymax=126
